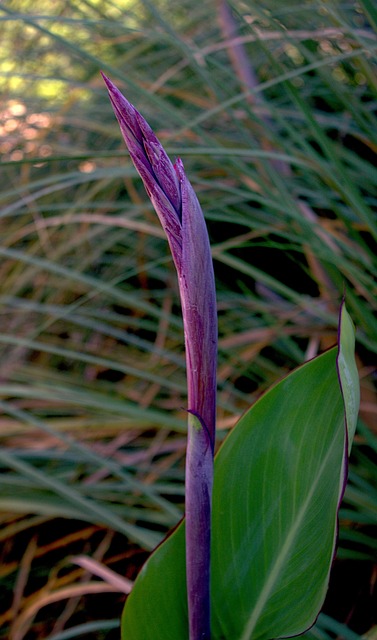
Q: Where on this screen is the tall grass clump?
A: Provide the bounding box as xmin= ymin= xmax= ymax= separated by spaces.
xmin=0 ymin=0 xmax=376 ymax=638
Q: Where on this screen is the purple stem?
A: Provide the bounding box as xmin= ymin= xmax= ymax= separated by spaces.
xmin=102 ymin=73 xmax=217 ymax=640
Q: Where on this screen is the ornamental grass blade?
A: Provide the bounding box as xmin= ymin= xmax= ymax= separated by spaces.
xmin=121 ymin=303 xmax=359 ymax=640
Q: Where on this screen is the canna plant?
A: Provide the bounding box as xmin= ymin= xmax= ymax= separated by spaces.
xmin=102 ymin=74 xmax=360 ymax=640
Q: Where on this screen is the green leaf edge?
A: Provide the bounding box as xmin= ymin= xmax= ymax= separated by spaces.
xmin=336 ymin=300 xmax=360 ymax=450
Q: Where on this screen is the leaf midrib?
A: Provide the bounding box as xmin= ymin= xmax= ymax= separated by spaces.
xmin=239 ymin=425 xmax=341 ymax=640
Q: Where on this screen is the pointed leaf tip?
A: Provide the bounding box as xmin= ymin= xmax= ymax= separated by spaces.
xmin=337 ymin=300 xmax=360 ymax=452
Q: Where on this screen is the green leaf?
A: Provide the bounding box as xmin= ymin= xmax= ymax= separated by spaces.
xmin=337 ymin=302 xmax=360 ymax=450
xmin=121 ymin=306 xmax=359 ymax=640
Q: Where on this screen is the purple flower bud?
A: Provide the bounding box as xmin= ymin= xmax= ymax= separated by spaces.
xmin=102 ymin=73 xmax=217 ymax=640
